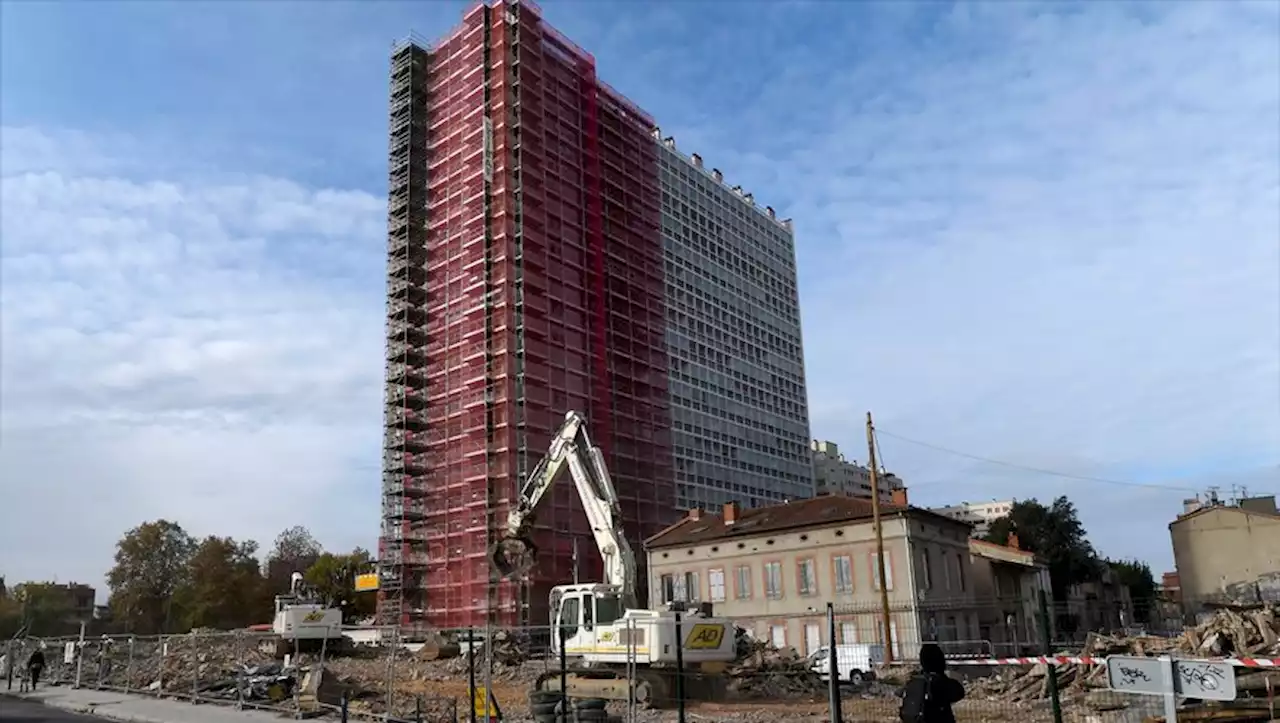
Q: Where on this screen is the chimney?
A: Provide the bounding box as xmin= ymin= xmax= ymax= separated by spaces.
xmin=1008 ymin=532 xmax=1021 ymax=551
xmin=687 ymin=508 xmax=702 ymax=521
xmin=890 ymin=488 xmax=909 ymax=507
xmin=723 ymin=501 xmax=739 ymax=525
xmin=691 ymin=153 xmax=703 ymax=168
xmin=712 ymin=168 xmax=723 ymax=183
xmin=766 ymin=206 xmax=776 ymax=219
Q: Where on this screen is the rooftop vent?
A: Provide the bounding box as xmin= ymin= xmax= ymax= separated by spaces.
xmin=712 ymin=169 xmax=723 ymax=183
xmin=766 ymin=206 xmax=776 ymax=219
xmin=663 ymin=136 xmax=676 ymax=149
xmin=691 ymin=153 xmax=703 ymax=168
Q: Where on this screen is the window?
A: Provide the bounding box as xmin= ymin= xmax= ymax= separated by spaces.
xmin=684 ymin=571 xmax=701 ymax=602
xmin=797 ymin=558 xmax=817 ymax=596
xmin=833 ymin=554 xmax=853 ymax=594
xmin=956 ymin=554 xmax=966 ymax=592
xmin=708 ymin=568 xmax=726 ymax=603
xmin=764 ymin=561 xmax=783 ymax=599
xmin=871 ymin=552 xmax=895 ymax=591
xmin=734 ymin=565 xmax=753 ymax=599
xmin=660 ymin=574 xmax=675 ymax=604
xmin=921 ymin=548 xmax=933 ymax=590
xmin=840 ymin=622 xmax=858 ymax=644
xmin=770 ymin=624 xmax=787 ymax=649
xmin=804 ymin=622 xmax=821 ymax=655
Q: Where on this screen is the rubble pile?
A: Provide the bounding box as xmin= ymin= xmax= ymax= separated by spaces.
xmin=968 ymin=603 xmax=1280 ymax=703
xmin=725 ymin=627 xmax=825 ymax=699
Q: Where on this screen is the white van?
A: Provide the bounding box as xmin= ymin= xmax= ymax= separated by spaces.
xmin=808 ymin=643 xmax=885 ymax=684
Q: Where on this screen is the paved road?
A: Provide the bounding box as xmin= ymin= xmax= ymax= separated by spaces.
xmin=0 ymin=695 xmax=108 ymax=721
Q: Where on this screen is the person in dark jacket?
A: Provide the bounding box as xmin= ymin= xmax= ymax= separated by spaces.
xmin=899 ymin=643 xmax=966 ymax=723
xmin=26 ymin=648 xmax=46 ymax=690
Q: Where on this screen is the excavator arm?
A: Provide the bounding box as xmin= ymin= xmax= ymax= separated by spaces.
xmin=489 ymin=411 xmax=637 ymax=605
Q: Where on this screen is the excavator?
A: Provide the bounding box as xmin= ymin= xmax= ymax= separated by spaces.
xmin=489 ymin=411 xmax=738 ymax=708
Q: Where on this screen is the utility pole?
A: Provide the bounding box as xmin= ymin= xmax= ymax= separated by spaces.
xmin=867 ymin=412 xmax=894 ymax=664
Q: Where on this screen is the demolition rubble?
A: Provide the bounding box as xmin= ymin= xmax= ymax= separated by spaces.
xmin=968 ymin=603 xmax=1280 ymax=703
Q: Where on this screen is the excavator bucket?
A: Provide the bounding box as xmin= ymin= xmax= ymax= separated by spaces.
xmin=490 ymin=535 xmax=538 ymax=579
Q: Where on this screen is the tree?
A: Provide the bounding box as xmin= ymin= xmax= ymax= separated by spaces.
xmin=0 ymin=594 xmax=22 ymax=638
xmin=304 ymin=547 xmax=376 ymax=622
xmin=181 ymin=536 xmax=273 ymax=630
xmin=5 ymin=583 xmax=74 ymax=637
xmin=106 ymin=520 xmax=196 ymax=634
xmin=1108 ymin=558 xmax=1157 ymax=625
xmin=266 ymin=526 xmax=323 ymax=594
xmin=985 ymin=496 xmax=1101 ymax=600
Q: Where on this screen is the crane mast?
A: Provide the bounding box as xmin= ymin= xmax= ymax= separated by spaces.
xmin=490 ymin=410 xmax=638 ymax=607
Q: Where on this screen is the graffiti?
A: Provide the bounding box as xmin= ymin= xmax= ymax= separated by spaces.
xmin=1178 ymin=661 xmax=1227 ymax=693
xmin=1118 ymin=665 xmax=1151 ymax=686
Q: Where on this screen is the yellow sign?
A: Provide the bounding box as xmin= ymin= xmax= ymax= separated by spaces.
xmin=302 ymin=611 xmax=326 ymax=623
xmin=684 ymin=623 xmax=726 ymax=650
xmin=354 ymin=573 xmax=380 ymax=592
xmin=470 ymin=686 xmax=503 ymax=719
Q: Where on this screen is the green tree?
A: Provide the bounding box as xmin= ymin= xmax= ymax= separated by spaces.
xmin=181 ymin=536 xmax=272 ymax=630
xmin=1108 ymin=558 xmax=1157 ymax=625
xmin=7 ymin=583 xmax=74 ymax=636
xmin=985 ymin=496 xmax=1101 ymax=600
xmin=106 ymin=520 xmax=196 ymax=634
xmin=304 ymin=547 xmax=376 ymax=622
xmin=266 ymin=526 xmax=323 ymax=594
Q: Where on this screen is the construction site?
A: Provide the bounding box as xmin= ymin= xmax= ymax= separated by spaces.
xmin=5 ymin=601 xmax=1279 ymax=722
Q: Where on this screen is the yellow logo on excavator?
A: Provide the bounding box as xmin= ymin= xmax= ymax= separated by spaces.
xmin=302 ymin=611 xmax=326 ymax=622
xmin=684 ymin=623 xmax=725 ymax=650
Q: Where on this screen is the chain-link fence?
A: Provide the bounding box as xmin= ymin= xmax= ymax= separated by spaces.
xmin=5 ymin=615 xmax=1277 ymax=723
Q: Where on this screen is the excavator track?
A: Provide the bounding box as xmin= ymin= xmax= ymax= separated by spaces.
xmin=532 ymin=665 xmax=726 ymax=710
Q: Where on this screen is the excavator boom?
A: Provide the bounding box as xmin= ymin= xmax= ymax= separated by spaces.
xmin=488 ymin=411 xmax=637 ymax=604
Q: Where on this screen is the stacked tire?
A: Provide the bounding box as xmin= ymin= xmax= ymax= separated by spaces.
xmin=527 ymin=691 xmax=614 ymax=723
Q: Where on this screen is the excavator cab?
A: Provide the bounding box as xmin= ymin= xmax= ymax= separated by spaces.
xmin=549 ymin=584 xmax=627 ymax=655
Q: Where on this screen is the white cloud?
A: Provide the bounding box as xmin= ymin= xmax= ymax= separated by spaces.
xmin=697 ymin=2 xmax=1280 ymax=567
xmin=0 ymin=128 xmax=386 ymax=593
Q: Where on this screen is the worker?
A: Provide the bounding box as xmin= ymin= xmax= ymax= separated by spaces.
xmin=26 ymin=646 xmax=46 ymax=690
xmin=97 ymin=636 xmax=114 ymax=683
xmin=898 ymin=643 xmax=965 ymax=723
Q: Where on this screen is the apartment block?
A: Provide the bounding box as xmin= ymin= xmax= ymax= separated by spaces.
xmin=657 ymin=139 xmax=814 ymax=511
xmin=811 ymin=440 xmax=904 ymax=503
xmin=378 ymin=0 xmax=673 ymax=630
xmin=931 ymin=499 xmax=1016 ymax=538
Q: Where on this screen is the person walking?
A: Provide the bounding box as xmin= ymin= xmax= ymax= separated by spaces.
xmin=898 ymin=643 xmax=966 ymax=723
xmin=26 ymin=647 xmax=46 ymax=690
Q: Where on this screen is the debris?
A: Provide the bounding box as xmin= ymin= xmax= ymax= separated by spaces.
xmin=968 ymin=603 xmax=1280 ymax=703
xmin=725 ymin=627 xmax=825 ymax=699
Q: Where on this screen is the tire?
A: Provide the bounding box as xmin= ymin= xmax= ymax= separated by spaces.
xmin=574 ymin=698 xmax=607 ymax=710
xmin=532 ymin=701 xmax=560 ymax=715
xmin=847 ymin=669 xmax=865 ymax=684
xmin=574 ymin=711 xmax=607 ymax=722
xmin=530 ymin=690 xmax=565 ymax=705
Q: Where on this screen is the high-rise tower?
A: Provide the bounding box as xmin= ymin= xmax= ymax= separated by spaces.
xmin=378 ymin=0 xmax=673 ymax=630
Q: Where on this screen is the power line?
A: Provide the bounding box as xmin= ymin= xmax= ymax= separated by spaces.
xmin=874 ymin=428 xmax=1201 ymax=493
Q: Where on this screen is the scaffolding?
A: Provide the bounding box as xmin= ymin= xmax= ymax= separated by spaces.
xmin=376 ymin=0 xmax=677 ymax=630
xmin=378 ymin=36 xmax=433 ymax=632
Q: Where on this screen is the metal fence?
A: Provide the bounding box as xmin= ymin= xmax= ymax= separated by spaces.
xmin=5 ymin=617 xmax=1277 ymax=723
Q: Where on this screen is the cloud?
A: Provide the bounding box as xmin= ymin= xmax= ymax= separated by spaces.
xmin=1 ymin=0 xmax=1276 ymax=592
xmin=645 ymin=1 xmax=1279 ymax=568
xmin=0 ymin=127 xmax=387 ymax=592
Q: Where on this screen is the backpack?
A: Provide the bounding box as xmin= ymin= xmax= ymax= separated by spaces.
xmin=898 ymin=672 xmax=937 ymax=722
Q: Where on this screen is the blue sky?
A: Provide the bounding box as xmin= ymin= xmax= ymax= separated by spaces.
xmin=2 ymin=0 xmax=1278 ymax=594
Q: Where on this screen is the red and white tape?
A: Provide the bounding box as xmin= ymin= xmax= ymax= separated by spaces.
xmin=944 ymin=656 xmax=1280 ymax=668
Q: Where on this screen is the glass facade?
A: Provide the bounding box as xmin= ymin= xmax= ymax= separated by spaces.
xmin=657 ymin=143 xmax=815 ymax=510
